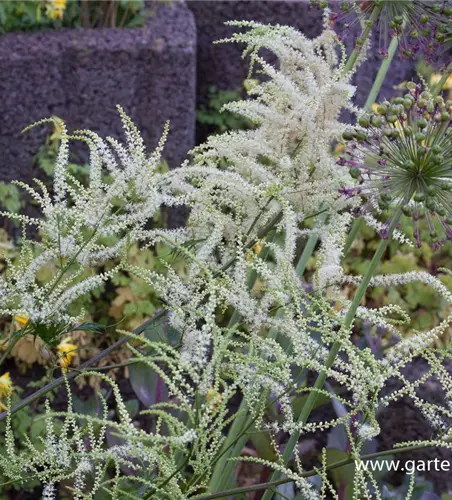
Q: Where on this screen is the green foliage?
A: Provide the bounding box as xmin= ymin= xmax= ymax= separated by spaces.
xmin=0 ymin=183 xmax=23 ymax=216
xmin=0 ymin=0 xmax=147 ymax=34
xmin=196 ymin=86 xmax=253 ymax=135
xmin=343 ymin=217 xmax=452 ymax=339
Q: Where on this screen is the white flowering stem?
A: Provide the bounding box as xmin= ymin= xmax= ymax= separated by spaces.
xmin=261 ymin=211 xmax=400 ymax=500
xmin=194 ymin=442 xmax=437 ymax=500
xmin=0 ymin=209 xmax=285 ymax=422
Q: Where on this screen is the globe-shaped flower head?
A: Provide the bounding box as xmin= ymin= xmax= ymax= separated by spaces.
xmin=339 ymin=82 xmax=452 ymax=249
xmin=313 ymin=0 xmax=452 ymax=66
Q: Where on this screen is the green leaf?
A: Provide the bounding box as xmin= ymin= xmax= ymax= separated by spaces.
xmin=129 ymin=361 xmax=159 ymax=407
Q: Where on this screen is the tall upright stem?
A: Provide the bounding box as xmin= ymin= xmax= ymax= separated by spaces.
xmin=342 ymin=5 xmax=383 ymax=75
xmin=210 ymin=5 xmax=387 ymax=495
xmin=364 ymin=35 xmax=399 ymax=108
xmin=432 ymin=65 xmax=451 ymax=98
xmin=261 ymin=212 xmax=399 ymax=500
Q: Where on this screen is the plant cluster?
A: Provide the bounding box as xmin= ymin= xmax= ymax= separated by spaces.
xmin=0 ymin=2 xmax=452 ymax=499
xmin=0 ymin=0 xmax=146 ymax=34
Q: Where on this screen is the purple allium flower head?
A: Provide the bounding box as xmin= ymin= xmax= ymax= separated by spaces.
xmin=311 ymin=0 xmax=452 ymax=68
xmin=339 ymin=82 xmax=452 ymax=249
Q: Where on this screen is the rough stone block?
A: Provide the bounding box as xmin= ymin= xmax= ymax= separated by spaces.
xmin=0 ymin=1 xmax=196 ymax=184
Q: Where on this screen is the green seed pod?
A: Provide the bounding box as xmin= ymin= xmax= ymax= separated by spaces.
xmin=415 ymin=132 xmax=426 ymax=142
xmin=387 ymin=115 xmax=398 ymax=124
xmin=420 ymin=14 xmax=429 ymax=24
xmin=404 ymin=99 xmax=413 ymax=109
xmin=358 ymin=116 xmax=370 ymax=127
xmin=402 ymin=205 xmax=413 ymax=216
xmin=414 ymin=192 xmax=426 ymax=202
xmin=371 ymin=115 xmax=383 ymax=127
xmin=404 ymin=126 xmax=414 ymax=136
xmin=417 ymin=99 xmax=427 ymax=108
xmin=417 ymin=118 xmax=428 ymax=129
xmin=342 ymin=130 xmax=355 ymax=141
xmin=389 ymin=104 xmax=402 ymax=115
xmin=403 ymin=160 xmax=415 ymax=170
xmin=349 ymin=167 xmax=360 ymax=179
xmin=426 ymin=199 xmax=436 ymax=211
xmin=376 ymin=105 xmax=386 ymax=115
xmin=406 ymin=82 xmax=417 ymax=91
xmin=393 ymin=97 xmax=405 ymax=105
xmin=432 ymin=145 xmax=442 ymax=154
xmin=432 ymin=154 xmax=442 ymax=165
xmin=427 ymin=185 xmax=438 ymax=196
xmin=355 ymin=131 xmax=367 ymax=141
xmin=441 ymin=111 xmax=450 ymax=121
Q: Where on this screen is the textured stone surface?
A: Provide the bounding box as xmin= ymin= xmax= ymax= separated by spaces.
xmin=188 ymin=1 xmax=416 ymax=107
xmin=0 ymin=1 xmax=196 ymax=185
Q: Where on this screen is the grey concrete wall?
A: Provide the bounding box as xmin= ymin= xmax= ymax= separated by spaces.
xmin=0 ymin=1 xmax=197 ymax=184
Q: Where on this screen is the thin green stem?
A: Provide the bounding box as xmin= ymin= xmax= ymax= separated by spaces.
xmin=0 ymin=336 xmax=19 ymax=367
xmin=193 ymin=442 xmax=436 ymax=500
xmin=0 ymin=207 xmax=286 ymax=422
xmin=364 ymin=35 xmax=399 ymax=109
xmin=342 ymin=5 xmax=383 ymax=75
xmin=0 ymin=312 xmax=165 ymax=422
xmin=261 ymin=212 xmax=399 ymax=500
xmin=432 ymin=65 xmax=451 ymax=98
xmin=343 ymin=218 xmax=362 ymax=256
xmin=296 ymin=212 xmax=328 ymax=276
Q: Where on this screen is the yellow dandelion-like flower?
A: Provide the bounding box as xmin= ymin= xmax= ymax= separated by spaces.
xmin=46 ymin=0 xmax=67 ymax=21
xmin=0 ymin=372 xmax=13 ymax=411
xmin=13 ymin=314 xmax=29 ymax=330
xmin=57 ymin=336 xmax=77 ymax=372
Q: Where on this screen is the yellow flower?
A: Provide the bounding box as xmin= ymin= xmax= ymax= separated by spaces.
xmin=57 ymin=336 xmax=77 ymax=372
xmin=0 ymin=372 xmax=13 ymax=411
xmin=431 ymin=73 xmax=452 ymax=90
xmin=13 ymin=314 xmax=29 ymax=330
xmin=252 ymin=241 xmax=263 ymax=256
xmin=206 ymin=387 xmax=222 ymax=410
xmin=46 ymin=0 xmax=67 ymax=21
